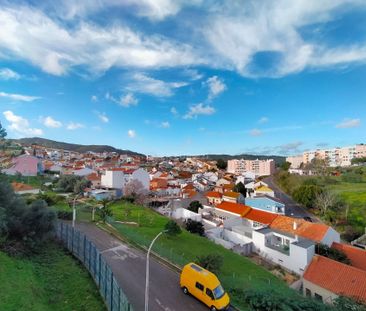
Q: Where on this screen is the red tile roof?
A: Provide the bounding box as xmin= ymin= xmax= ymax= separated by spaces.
xmin=216 ymin=202 xmax=251 ymax=216
xmin=205 ymin=191 xmax=222 ymax=198
xmin=332 ymin=242 xmax=366 ymax=271
xmin=270 ymin=215 xmax=331 ymax=243
xmin=11 ymin=182 xmax=35 ymax=191
xmin=304 ymin=255 xmax=366 ymax=303
xmin=223 ymin=191 xmax=241 ymax=198
xmin=243 ymin=209 xmax=278 ymax=225
xmin=87 ymin=173 xmax=101 ymax=181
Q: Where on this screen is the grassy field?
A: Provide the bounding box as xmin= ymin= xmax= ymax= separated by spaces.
xmin=108 ymin=200 xmax=298 ymax=310
xmin=0 ymin=244 xmax=106 ymax=311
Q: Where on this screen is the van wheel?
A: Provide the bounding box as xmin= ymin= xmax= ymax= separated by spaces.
xmin=210 ymin=307 xmax=217 ymax=311
xmin=182 ymin=287 xmax=189 ymax=295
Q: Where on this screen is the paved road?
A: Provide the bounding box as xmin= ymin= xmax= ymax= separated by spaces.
xmin=263 ymin=176 xmax=317 ymax=221
xmin=75 ymin=223 xmax=209 ymax=311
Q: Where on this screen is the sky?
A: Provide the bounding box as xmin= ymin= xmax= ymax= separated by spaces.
xmin=0 ymin=0 xmax=365 ymax=156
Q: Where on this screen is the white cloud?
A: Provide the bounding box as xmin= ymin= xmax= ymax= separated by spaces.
xmin=206 ymin=76 xmax=226 ymax=100
xmin=91 ymin=95 xmax=98 ymax=102
xmin=170 ymin=107 xmax=178 ymax=115
xmin=95 ymin=111 xmax=109 ymax=123
xmin=126 ymin=73 xmax=188 ymax=97
xmin=249 ymin=129 xmax=262 ymax=136
xmin=0 ymin=68 xmax=21 ymax=80
xmin=0 ymin=6 xmax=200 ymax=76
xmin=0 ymin=91 xmax=41 ymax=102
xmin=43 ymin=116 xmax=62 ymax=128
xmin=258 ymin=117 xmax=269 ymax=124
xmin=336 ymin=118 xmax=361 ymax=129
xmin=184 ymin=103 xmax=216 ymax=119
xmin=3 ymin=110 xmax=43 ymax=136
xmin=278 ymin=141 xmax=303 ymax=154
xmin=160 ymin=121 xmax=170 ymax=128
xmin=67 ymin=122 xmax=84 ymax=130
xmin=184 ymin=68 xmax=204 ymax=81
xmin=128 ymin=129 xmax=136 ymax=138
xmin=120 ymin=93 xmax=139 ymax=107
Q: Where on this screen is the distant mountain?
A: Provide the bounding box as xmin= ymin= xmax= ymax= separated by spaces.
xmin=187 ymin=154 xmax=286 ymax=165
xmin=12 ymin=137 xmax=145 ymax=157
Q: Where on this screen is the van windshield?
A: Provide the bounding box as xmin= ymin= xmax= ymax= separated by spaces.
xmin=213 ymin=285 xmax=225 ymax=299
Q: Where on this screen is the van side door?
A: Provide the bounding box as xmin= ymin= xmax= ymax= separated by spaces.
xmin=205 ymin=288 xmax=215 ymax=306
xmin=194 ymin=281 xmax=205 ymax=303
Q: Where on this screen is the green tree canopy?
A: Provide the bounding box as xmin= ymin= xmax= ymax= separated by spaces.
xmin=185 ymin=219 xmax=205 ymax=236
xmin=233 ymin=182 xmax=247 ymax=197
xmin=216 ymin=159 xmax=227 ymax=170
xmin=292 ymin=184 xmax=323 ymax=208
xmin=164 ymin=220 xmax=181 ymax=237
xmin=187 ymin=200 xmax=203 ymax=213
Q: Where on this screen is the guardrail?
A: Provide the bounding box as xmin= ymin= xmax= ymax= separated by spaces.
xmin=56 ymin=222 xmax=133 ymax=311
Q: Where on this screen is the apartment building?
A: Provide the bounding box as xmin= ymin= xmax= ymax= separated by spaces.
xmin=227 ymin=159 xmax=275 ymax=176
xmin=287 ymin=144 xmax=366 ymax=168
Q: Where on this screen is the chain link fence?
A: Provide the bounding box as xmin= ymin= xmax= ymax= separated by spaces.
xmin=57 ymin=222 xmax=133 ymax=311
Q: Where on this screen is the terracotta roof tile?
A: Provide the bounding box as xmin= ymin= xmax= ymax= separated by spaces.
xmin=304 ymin=255 xmax=366 ymax=303
xmin=223 ymin=191 xmax=241 ymax=198
xmin=270 ymin=215 xmax=330 ymax=243
xmin=205 ymin=191 xmax=223 ymax=198
xmin=243 ymin=209 xmax=278 ymax=225
xmin=11 ymin=182 xmax=35 ymax=191
xmin=332 ymin=242 xmax=366 ymax=271
xmin=216 ymin=202 xmax=251 ymax=216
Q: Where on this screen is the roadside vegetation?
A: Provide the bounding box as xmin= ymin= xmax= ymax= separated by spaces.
xmin=275 ymin=163 xmax=366 ymax=241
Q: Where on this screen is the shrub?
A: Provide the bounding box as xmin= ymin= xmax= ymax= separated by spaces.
xmin=292 ymin=185 xmax=323 ymax=208
xmin=164 ymin=220 xmax=181 ymax=237
xmin=185 ymin=219 xmax=205 ymax=236
xmin=187 ymin=201 xmax=202 ymax=213
xmin=316 ymin=244 xmax=350 ymax=264
xmin=56 ymin=210 xmax=73 ymax=220
xmin=196 ymin=254 xmax=223 ymax=274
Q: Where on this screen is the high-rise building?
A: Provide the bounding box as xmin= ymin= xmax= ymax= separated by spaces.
xmin=227 ymin=159 xmax=275 ymax=176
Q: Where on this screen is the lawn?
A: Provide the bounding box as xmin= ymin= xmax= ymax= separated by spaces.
xmin=0 ymin=244 xmax=106 ymax=311
xmin=108 ymin=200 xmax=298 ymax=310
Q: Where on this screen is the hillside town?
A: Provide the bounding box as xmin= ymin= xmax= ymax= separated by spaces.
xmin=1 ymin=139 xmax=366 ymax=308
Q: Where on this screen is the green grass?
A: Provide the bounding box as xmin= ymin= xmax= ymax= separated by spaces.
xmin=108 ymin=201 xmax=297 ymax=310
xmin=0 ymin=244 xmax=106 ymax=311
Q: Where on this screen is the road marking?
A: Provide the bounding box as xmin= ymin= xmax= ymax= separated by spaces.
xmin=101 ymin=244 xmax=139 ymax=259
xmin=155 ymin=298 xmax=173 ymax=311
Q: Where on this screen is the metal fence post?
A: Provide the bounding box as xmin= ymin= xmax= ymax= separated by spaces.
xmin=105 ymin=264 xmax=108 ymax=300
xmin=71 ymin=227 xmax=74 ymax=253
xmin=110 ymin=274 xmax=114 ymax=311
xmin=83 ymin=235 xmax=87 ymax=264
xmin=89 ymin=241 xmax=92 ymax=270
xmin=98 ymin=253 xmax=102 ymax=288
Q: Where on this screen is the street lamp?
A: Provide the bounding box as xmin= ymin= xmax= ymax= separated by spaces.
xmin=144 ymin=230 xmax=168 ymax=311
xmin=72 ymin=193 xmax=82 ymax=228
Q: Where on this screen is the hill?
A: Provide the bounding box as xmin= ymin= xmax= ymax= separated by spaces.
xmin=12 ymin=137 xmax=145 ymax=157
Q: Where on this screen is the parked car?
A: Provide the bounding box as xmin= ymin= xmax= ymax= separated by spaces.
xmin=180 ymin=263 xmax=230 ymax=311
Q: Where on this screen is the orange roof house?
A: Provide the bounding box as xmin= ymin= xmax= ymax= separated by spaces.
xmin=215 ymin=202 xmax=251 ymax=216
xmin=303 ymin=255 xmax=366 ymax=303
xmin=205 ymin=191 xmax=222 ymax=199
xmin=150 ymin=178 xmax=168 ymax=190
xmin=222 ymin=191 xmax=241 ymax=199
xmin=11 ymin=182 xmax=35 ymax=192
xmin=270 ymin=215 xmax=337 ymax=244
xmin=332 ymin=242 xmax=366 ymax=271
xmin=242 ymin=209 xmax=278 ymax=225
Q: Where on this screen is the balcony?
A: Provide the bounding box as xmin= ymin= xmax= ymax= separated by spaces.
xmin=265 ymin=242 xmax=290 ymax=255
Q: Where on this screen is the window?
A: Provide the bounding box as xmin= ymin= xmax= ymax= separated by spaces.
xmin=213 ymin=285 xmax=225 ymax=299
xmin=195 ymin=282 xmax=204 ymax=291
xmin=305 ymin=288 xmax=311 ymax=297
xmin=314 ymin=293 xmax=323 ymax=302
xmin=206 ymin=288 xmax=214 ymax=300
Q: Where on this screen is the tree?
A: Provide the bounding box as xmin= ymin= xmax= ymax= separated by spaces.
xmin=216 ymin=159 xmax=227 ymax=170
xmin=74 ymin=179 xmax=91 ymax=194
xmin=292 ymin=184 xmax=323 ymax=208
xmin=123 ymin=179 xmax=148 ymax=204
xmin=314 ymin=190 xmax=338 ymax=216
xmin=233 ymin=182 xmax=247 ymax=197
xmin=280 ymin=161 xmax=291 ymax=171
xmin=196 ymin=254 xmax=223 ymax=274
xmin=316 ymin=244 xmax=350 ymax=264
xmin=187 ymin=200 xmax=202 ymax=213
xmin=56 ymin=175 xmax=82 ymax=193
xmin=185 ymin=219 xmax=205 ymax=236
xmin=164 ymin=220 xmax=181 ymax=237
xmin=334 ymin=296 xmax=366 ymax=311
xmin=0 ymin=122 xmax=7 ymax=150
xmin=97 ymin=199 xmax=113 ymax=223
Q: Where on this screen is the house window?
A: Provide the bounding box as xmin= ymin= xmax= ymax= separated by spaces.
xmin=195 ymin=282 xmax=204 ymax=291
xmin=305 ymin=288 xmax=311 ymax=297
xmin=314 ymin=293 xmax=323 ymax=301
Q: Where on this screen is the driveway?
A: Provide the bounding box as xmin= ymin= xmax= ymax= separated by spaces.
xmin=75 ymin=222 xmax=210 ymax=311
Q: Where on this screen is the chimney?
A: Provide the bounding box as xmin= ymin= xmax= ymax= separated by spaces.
xmin=293 ymin=221 xmax=297 ymax=231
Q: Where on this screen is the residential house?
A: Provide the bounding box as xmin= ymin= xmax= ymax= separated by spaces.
xmin=87 ymin=173 xmax=101 ymax=189
xmin=253 ymin=185 xmax=275 ymax=197
xmin=270 ymin=216 xmax=340 ymax=246
xmin=222 ymin=191 xmax=245 ymax=204
xmin=245 ymin=196 xmax=285 ymax=214
xmin=11 ymin=182 xmax=40 ymax=195
xmin=207 ymin=202 xmax=251 ymax=222
xmin=205 ymin=191 xmax=223 ymax=205
xmin=2 ymin=155 xmax=43 ymax=176
xmin=73 ymin=167 xmax=95 ymax=177
xmin=303 ymin=255 xmax=366 ymax=304
xmin=332 ymin=242 xmax=366 ymax=271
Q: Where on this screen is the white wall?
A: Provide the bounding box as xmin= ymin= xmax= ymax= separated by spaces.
xmin=171 ymin=208 xmax=202 ymax=222
xmin=321 ymin=228 xmax=340 ymax=246
xmin=101 ymin=171 xmax=125 ymax=189
xmin=131 ymin=168 xmax=150 ymax=190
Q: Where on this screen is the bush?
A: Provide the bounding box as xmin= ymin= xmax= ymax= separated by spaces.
xmin=185 ymin=219 xmax=205 ymax=236
xmin=334 ymin=296 xmax=366 ymax=311
xmin=292 ymin=185 xmax=323 ymax=208
xmin=196 ymin=254 xmax=223 ymax=274
xmin=56 ymin=210 xmax=73 ymax=220
xmin=164 ymin=220 xmax=181 ymax=237
xmin=316 ymin=244 xmax=350 ymax=264
xmin=187 ymin=201 xmax=202 ymax=213
xmin=341 ymin=226 xmax=363 ymax=242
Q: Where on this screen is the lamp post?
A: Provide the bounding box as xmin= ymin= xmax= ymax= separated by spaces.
xmin=144 ymin=230 xmax=167 ymax=311
xmin=72 ymin=193 xmax=82 ymax=228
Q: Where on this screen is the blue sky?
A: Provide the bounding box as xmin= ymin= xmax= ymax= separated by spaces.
xmin=0 ymin=1 xmax=365 ymax=156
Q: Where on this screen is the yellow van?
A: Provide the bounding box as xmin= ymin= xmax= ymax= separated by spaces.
xmin=180 ymin=263 xmax=230 ymax=311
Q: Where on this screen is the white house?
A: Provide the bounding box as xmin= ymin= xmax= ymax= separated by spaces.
xmin=101 ymin=168 xmax=150 ymax=192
